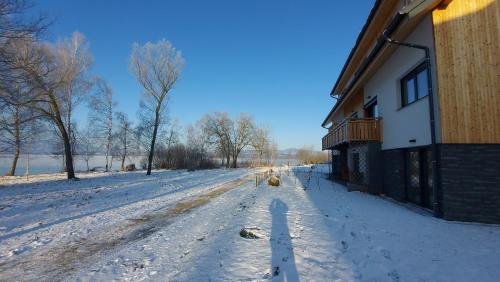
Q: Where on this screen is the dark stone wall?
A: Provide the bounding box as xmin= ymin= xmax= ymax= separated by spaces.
xmin=331 ymin=151 xmax=341 ymax=179
xmin=381 ymin=148 xmax=406 ymax=201
xmin=439 ymin=144 xmax=500 ymax=224
xmin=367 ymin=141 xmax=383 ymax=194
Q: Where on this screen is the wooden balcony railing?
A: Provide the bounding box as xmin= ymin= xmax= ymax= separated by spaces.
xmin=322 ymin=118 xmax=382 ymax=150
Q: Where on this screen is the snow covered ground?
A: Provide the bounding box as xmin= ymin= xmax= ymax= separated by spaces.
xmin=0 ymin=166 xmax=499 ymax=281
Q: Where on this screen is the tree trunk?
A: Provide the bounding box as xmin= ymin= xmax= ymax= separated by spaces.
xmin=8 ymin=106 xmax=21 ymax=176
xmin=105 ymin=153 xmax=109 ymax=172
xmin=232 ymin=156 xmax=237 ymax=168
xmin=62 ymin=129 xmax=76 ymax=179
xmin=121 ymin=130 xmax=127 ymax=171
xmin=55 ymin=118 xmax=76 ymax=179
xmin=105 ymin=117 xmax=112 ymax=172
xmin=8 ymin=141 xmax=20 ymax=176
xmin=146 ymin=111 xmax=160 ymax=175
xmin=226 ymin=154 xmax=231 ymax=168
xmin=121 ymin=155 xmax=126 ymax=171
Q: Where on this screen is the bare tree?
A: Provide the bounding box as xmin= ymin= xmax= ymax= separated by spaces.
xmin=202 ymin=112 xmax=255 ymax=168
xmin=0 ymin=0 xmax=47 ymax=40
xmin=266 ymin=141 xmax=279 ymax=165
xmin=202 ymin=112 xmax=233 ymax=168
xmin=230 ymin=113 xmax=255 ymax=168
xmin=0 ymin=0 xmax=49 ymax=85
xmin=57 ymin=32 xmax=93 ymax=158
xmin=0 ymin=0 xmax=48 ymax=175
xmin=130 ymin=39 xmax=184 ymax=175
xmin=0 ymin=75 xmax=41 ymax=175
xmin=89 ymin=78 xmax=114 ymax=171
xmin=186 ymin=122 xmax=211 ymax=169
xmin=114 ymin=111 xmax=132 ymax=171
xmin=9 ymin=34 xmax=93 ymax=179
xmin=76 ymin=122 xmax=97 ymax=172
xmin=252 ymin=126 xmax=270 ymax=167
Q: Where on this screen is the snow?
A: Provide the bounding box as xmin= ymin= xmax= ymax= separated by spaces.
xmin=1 ymin=166 xmax=499 ymax=281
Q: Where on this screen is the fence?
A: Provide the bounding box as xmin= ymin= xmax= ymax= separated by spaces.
xmin=255 ymin=169 xmax=272 ymax=187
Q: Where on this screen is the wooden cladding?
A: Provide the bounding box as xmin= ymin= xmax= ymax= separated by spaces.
xmin=322 ymin=118 xmax=382 ymax=150
xmin=432 ymin=0 xmax=500 ymax=143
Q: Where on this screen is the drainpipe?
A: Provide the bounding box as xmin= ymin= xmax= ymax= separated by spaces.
xmin=384 ymin=35 xmax=441 ymax=217
xmin=323 ymin=95 xmax=339 ymax=129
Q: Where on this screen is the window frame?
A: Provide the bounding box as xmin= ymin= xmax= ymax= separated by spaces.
xmin=400 ymin=62 xmax=430 ymax=107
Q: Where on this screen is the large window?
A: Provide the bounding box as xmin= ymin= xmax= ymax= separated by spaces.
xmin=401 ymin=63 xmax=429 ymax=107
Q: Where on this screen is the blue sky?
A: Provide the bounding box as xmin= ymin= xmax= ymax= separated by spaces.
xmin=33 ymin=0 xmax=374 ymax=150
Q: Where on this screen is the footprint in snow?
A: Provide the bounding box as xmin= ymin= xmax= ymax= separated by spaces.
xmin=381 ymin=249 xmax=392 ymax=260
xmin=387 ymin=270 xmax=400 ymax=282
xmin=341 ymin=240 xmax=349 ymax=252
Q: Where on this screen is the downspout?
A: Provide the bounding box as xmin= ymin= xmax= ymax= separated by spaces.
xmin=384 ymin=35 xmax=441 ymax=217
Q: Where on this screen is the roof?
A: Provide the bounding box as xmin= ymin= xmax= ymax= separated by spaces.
xmin=321 ymin=0 xmax=444 ymax=127
xmin=328 ymin=0 xmax=383 ymax=98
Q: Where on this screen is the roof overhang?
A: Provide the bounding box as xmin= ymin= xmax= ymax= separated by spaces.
xmin=322 ymin=0 xmax=446 ymax=127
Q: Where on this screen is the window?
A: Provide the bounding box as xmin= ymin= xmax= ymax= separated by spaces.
xmin=401 ymin=63 xmax=429 ymax=107
xmin=365 ymin=98 xmax=379 ymax=118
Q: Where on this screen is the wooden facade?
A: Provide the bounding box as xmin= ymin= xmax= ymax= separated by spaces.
xmin=432 ymin=0 xmax=500 ymax=143
xmin=341 ymin=88 xmax=364 ymax=118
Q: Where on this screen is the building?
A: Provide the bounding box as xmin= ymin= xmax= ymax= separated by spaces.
xmin=321 ymin=0 xmax=500 ymax=224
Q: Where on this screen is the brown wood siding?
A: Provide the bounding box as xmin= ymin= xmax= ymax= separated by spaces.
xmin=432 ymin=0 xmax=500 ymax=143
xmin=342 ymin=88 xmax=364 ymax=118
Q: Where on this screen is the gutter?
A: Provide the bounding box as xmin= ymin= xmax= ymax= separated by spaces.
xmin=329 ymin=0 xmax=383 ymax=98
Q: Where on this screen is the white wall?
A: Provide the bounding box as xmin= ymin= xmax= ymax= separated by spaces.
xmin=331 ymin=110 xmax=345 ymax=128
xmin=364 ymin=15 xmax=440 ymax=150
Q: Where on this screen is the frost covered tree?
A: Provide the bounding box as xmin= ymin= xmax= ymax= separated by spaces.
xmin=56 ymin=32 xmax=93 ymax=158
xmin=186 ymin=123 xmax=210 ymax=169
xmin=252 ymin=126 xmax=271 ymax=166
xmin=76 ymin=122 xmax=97 ymax=172
xmin=0 ymin=0 xmax=48 ymax=175
xmin=89 ymin=78 xmax=114 ymax=171
xmin=114 ymin=111 xmax=132 ymax=171
xmin=202 ymin=112 xmax=233 ymax=168
xmin=130 ymin=39 xmax=184 ymax=175
xmin=7 ymin=33 xmax=93 ymax=179
xmin=202 ymin=112 xmax=255 ymax=168
xmin=0 ymin=0 xmax=48 ymax=86
xmin=0 ymin=71 xmax=43 ymax=175
xmin=230 ymin=113 xmax=255 ymax=168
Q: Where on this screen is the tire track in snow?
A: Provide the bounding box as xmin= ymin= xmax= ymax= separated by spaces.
xmin=0 ymin=176 xmax=252 ymax=282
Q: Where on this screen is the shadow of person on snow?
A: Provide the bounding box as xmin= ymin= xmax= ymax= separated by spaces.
xmin=269 ymin=198 xmax=299 ymax=282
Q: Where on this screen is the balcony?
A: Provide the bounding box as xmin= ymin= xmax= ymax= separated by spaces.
xmin=322 ymin=118 xmax=382 ymax=150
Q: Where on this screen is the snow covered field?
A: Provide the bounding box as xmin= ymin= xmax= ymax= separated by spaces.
xmin=0 ymin=166 xmax=499 ymax=281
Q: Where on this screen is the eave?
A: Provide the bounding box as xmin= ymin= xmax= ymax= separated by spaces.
xmin=322 ymin=0 xmax=445 ymax=127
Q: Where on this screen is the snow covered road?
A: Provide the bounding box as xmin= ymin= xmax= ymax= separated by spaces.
xmin=1 ymin=166 xmax=500 ymax=281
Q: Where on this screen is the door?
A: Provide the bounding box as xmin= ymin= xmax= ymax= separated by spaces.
xmin=405 ymin=148 xmax=433 ymax=209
